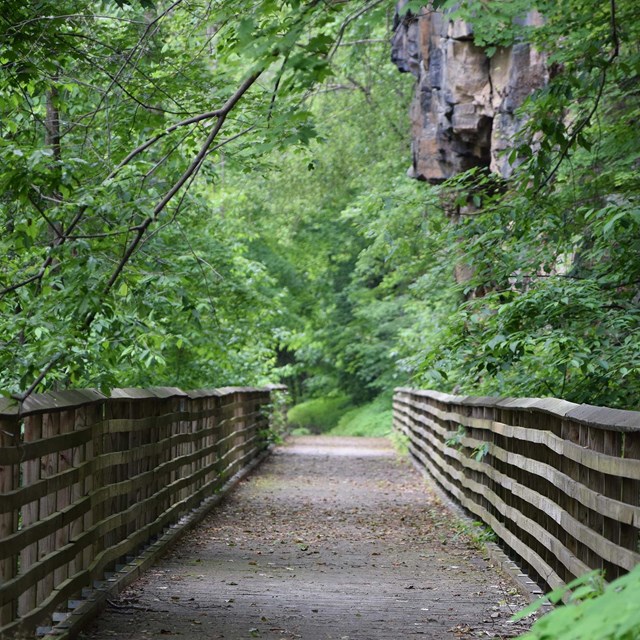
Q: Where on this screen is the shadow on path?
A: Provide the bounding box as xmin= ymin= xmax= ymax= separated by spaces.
xmin=81 ymin=436 xmax=533 ymax=640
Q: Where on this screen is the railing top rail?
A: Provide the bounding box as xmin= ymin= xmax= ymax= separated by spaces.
xmin=188 ymin=385 xmax=284 ymax=398
xmin=394 ymin=387 xmax=640 ymax=433
xmin=111 ymin=386 xmax=189 ymax=400
xmin=0 ymin=389 xmax=107 ymax=418
xmin=0 ymin=384 xmax=285 ymax=418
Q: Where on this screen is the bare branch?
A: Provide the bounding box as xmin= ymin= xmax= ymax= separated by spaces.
xmin=0 ymin=201 xmax=87 ymax=298
xmin=205 ymin=125 xmax=257 ymax=158
xmin=537 ymin=69 xmax=609 ymax=192
xmin=103 ymin=71 xmax=262 ymax=298
xmin=329 ymin=0 xmax=387 ymax=58
xmin=0 ymin=269 xmax=50 ymax=297
xmin=111 ymin=72 xmax=261 ymax=179
xmin=142 ymin=131 xmax=193 ymax=182
xmin=5 ymin=14 xmax=146 ymax=30
xmin=27 ymin=192 xmax=64 ymax=240
xmin=66 ymin=228 xmax=135 ymax=239
xmin=268 ymin=53 xmax=290 ymax=123
xmin=536 ymin=0 xmax=619 ymax=192
xmin=80 ymin=1 xmax=186 ymax=140
xmin=59 ymin=40 xmax=187 ymax=117
xmin=610 ymin=0 xmax=619 ymax=58
xmin=337 ymin=38 xmax=387 ymax=46
xmin=109 ymin=111 xmax=222 ymax=177
xmin=12 ymin=354 xmax=63 ymax=403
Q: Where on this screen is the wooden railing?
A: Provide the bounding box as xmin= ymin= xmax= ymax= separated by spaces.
xmin=0 ymin=385 xmax=284 ymax=638
xmin=394 ymin=388 xmax=640 ymax=590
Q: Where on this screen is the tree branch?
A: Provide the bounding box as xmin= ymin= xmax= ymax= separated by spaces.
xmin=329 ymin=0 xmax=387 ymax=58
xmin=11 ymin=355 xmax=63 ymax=403
xmin=536 ymin=0 xmax=620 ymax=192
xmin=108 ymin=72 xmax=261 ymax=178
xmin=103 ymin=71 xmax=261 ymax=298
xmin=0 ymin=71 xmax=260 ymax=301
xmin=206 ymin=125 xmax=257 ymax=154
xmin=337 ymin=38 xmax=387 ymax=46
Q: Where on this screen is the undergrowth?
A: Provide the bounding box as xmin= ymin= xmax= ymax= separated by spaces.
xmin=286 ymin=393 xmax=392 ymax=437
xmin=514 ymin=565 xmax=640 ymax=639
xmin=453 ymin=519 xmax=498 ymax=548
xmin=327 ymin=393 xmax=392 ymax=437
xmin=286 ymin=395 xmax=353 ymax=434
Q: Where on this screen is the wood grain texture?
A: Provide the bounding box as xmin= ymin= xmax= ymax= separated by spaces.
xmin=0 ymin=386 xmax=275 ymax=638
xmin=0 ymin=416 xmax=20 ymax=626
xmin=394 ymin=389 xmax=640 ymax=589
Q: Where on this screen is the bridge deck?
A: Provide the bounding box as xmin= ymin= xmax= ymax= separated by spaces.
xmin=81 ymin=436 xmax=533 ymax=640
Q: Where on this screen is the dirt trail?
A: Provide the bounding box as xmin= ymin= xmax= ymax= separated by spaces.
xmin=81 ymin=436 xmax=533 ymax=640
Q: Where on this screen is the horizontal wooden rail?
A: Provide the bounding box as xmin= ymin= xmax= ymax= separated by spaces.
xmin=0 ymin=384 xmax=286 ymax=639
xmin=393 ymin=388 xmax=640 ymax=591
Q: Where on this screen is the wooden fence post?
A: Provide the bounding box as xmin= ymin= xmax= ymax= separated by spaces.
xmin=18 ymin=414 xmax=41 ymax=617
xmin=560 ymin=417 xmax=580 ymax=564
xmin=0 ymin=413 xmax=20 ymax=627
xmin=38 ymin=408 xmax=60 ymax=607
xmin=54 ymin=409 xmax=75 ymax=587
xmin=69 ymin=405 xmax=91 ymax=576
xmin=602 ymin=430 xmax=623 ymax=552
xmin=180 ymin=394 xmax=192 ymax=502
xmin=234 ymin=390 xmax=246 ymax=472
xmin=586 ymin=426 xmax=605 ymax=572
xmin=211 ymin=393 xmax=223 ymax=485
xmin=621 ymin=430 xmax=640 ymax=562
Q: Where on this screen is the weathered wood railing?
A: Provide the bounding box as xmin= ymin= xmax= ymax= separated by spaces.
xmin=394 ymin=388 xmax=640 ymax=590
xmin=0 ymin=385 xmax=283 ymax=638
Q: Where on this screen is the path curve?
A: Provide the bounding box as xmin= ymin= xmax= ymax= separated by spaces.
xmin=81 ymin=436 xmax=533 ymax=640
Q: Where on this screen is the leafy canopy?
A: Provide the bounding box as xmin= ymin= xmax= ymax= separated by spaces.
xmin=0 ymin=0 xmax=386 ymax=396
xmin=411 ymin=0 xmax=640 ymax=408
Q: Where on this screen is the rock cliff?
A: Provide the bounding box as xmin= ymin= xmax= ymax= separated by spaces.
xmin=392 ymin=5 xmax=547 ymax=182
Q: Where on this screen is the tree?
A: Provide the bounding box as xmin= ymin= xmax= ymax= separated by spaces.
xmin=0 ymin=0 xmax=385 ymax=398
xmin=211 ymin=20 xmax=423 ymax=403
xmin=407 ymin=0 xmax=640 ymax=408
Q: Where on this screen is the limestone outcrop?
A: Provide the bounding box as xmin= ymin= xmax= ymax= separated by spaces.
xmin=392 ymin=5 xmax=547 ymax=182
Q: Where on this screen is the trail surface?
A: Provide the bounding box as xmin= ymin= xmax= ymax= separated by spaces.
xmin=81 ymin=436 xmax=533 ymax=640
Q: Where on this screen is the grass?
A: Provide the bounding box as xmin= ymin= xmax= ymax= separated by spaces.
xmin=328 ymin=393 xmax=393 ymax=437
xmin=287 ymin=392 xmax=393 ymax=437
xmin=287 ymin=394 xmax=353 ymax=434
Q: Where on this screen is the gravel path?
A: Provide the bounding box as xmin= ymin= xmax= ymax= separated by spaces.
xmin=81 ymin=436 xmax=533 ymax=640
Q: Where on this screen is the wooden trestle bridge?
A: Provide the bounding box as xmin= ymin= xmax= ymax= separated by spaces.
xmin=0 ymin=385 xmax=638 ymax=639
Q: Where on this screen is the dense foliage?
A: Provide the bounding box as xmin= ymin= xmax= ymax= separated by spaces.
xmin=226 ymin=0 xmax=640 ymax=411
xmin=2 ymin=4 xmax=638 ymax=634
xmin=513 ymin=565 xmax=640 ymax=640
xmin=411 ymin=0 xmax=640 ymax=408
xmin=211 ymin=34 xmax=421 ymax=403
xmin=2 ymin=0 xmax=638 ymax=413
xmin=0 ymin=0 xmax=388 ymax=396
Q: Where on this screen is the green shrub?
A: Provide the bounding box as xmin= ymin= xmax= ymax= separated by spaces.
xmin=328 ymin=393 xmax=393 ymax=437
xmin=287 ymin=395 xmax=353 ymax=433
xmin=514 ymin=565 xmax=640 ymax=639
xmin=286 ymin=393 xmax=393 ymax=437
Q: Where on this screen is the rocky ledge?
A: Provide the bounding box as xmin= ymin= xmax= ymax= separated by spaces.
xmin=392 ymin=4 xmax=547 ymax=182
